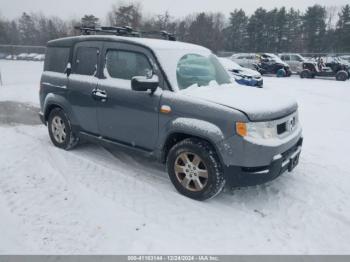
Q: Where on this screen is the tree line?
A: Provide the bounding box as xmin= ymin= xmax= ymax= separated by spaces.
xmin=1 ymin=2 xmax=350 ymax=53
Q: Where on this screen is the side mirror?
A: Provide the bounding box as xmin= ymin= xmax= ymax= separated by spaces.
xmin=131 ymin=75 xmax=159 ymax=93
xmin=65 ymin=63 xmax=72 ymax=77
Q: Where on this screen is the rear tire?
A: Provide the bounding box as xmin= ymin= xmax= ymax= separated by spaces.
xmin=48 ymin=108 xmax=79 ymax=150
xmin=166 ymin=138 xmax=226 ymax=201
xmin=336 ymin=70 xmax=348 ymax=81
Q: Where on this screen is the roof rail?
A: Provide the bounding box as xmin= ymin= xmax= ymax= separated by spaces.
xmin=74 ymin=26 xmax=176 ymax=41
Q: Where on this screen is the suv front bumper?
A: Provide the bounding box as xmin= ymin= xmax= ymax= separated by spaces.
xmin=225 ymin=137 xmax=303 ymax=186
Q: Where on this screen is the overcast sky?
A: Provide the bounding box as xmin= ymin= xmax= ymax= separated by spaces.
xmin=0 ymin=0 xmax=348 ymax=21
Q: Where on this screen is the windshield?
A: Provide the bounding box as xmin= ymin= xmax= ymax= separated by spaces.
xmin=265 ymin=53 xmax=284 ymax=64
xmin=154 ymin=48 xmax=232 ymax=91
xmin=176 ymin=54 xmax=231 ymax=90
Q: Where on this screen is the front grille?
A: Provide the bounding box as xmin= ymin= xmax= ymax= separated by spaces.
xmin=277 ymin=122 xmax=287 ymax=135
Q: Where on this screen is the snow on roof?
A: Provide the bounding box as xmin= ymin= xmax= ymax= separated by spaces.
xmin=48 ymin=35 xmax=209 ymax=53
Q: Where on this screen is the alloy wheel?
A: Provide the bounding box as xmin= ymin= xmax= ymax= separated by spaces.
xmin=51 ymin=116 xmax=66 ymax=143
xmin=174 ymin=152 xmax=208 ymax=192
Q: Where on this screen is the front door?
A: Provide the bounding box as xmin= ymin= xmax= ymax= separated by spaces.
xmin=96 ymin=42 xmax=162 ymax=151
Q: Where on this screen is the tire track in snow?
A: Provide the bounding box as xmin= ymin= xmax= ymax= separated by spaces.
xmin=0 ymin=127 xmax=106 ymax=253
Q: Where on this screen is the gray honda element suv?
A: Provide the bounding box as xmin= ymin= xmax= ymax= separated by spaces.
xmin=39 ymin=35 xmax=303 ymax=200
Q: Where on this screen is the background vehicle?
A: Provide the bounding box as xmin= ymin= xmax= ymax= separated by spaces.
xmin=219 ymin=57 xmax=263 ymax=87
xmin=279 ymin=53 xmax=307 ymax=74
xmin=25 ymin=53 xmax=39 ymax=60
xmin=33 ymin=54 xmax=45 ymax=61
xmin=256 ymin=53 xmax=292 ymax=77
xmin=339 ymin=55 xmax=350 ymax=63
xmin=5 ymin=54 xmax=17 ymax=60
xmin=231 ymin=53 xmax=258 ymax=70
xmin=39 ymin=28 xmax=302 ymax=201
xmin=300 ymin=56 xmax=350 ymax=81
xmin=17 ymin=53 xmax=30 ymax=60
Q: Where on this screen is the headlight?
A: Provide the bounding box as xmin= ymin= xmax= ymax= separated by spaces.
xmin=236 ymin=113 xmax=299 ymax=139
xmin=236 ymin=122 xmax=276 ymax=139
xmin=246 ymin=122 xmax=277 ymax=139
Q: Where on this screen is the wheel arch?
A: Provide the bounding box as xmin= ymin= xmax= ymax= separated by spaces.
xmin=160 ymin=118 xmax=226 ymax=164
xmin=43 ymin=94 xmax=77 ymax=126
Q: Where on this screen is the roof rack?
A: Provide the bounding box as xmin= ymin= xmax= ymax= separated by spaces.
xmin=74 ymin=26 xmax=176 ymax=41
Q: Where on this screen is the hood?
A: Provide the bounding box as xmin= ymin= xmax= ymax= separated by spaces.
xmin=181 ymin=84 xmax=298 ymax=121
xmin=240 ymin=67 xmax=261 ymax=77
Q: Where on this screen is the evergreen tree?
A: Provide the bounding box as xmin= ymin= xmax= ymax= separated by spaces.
xmin=81 ymin=14 xmax=99 ymax=28
xmin=336 ymin=5 xmax=350 ymax=52
xmin=247 ymin=7 xmax=268 ymax=52
xmin=302 ymin=5 xmax=327 ymax=52
xmin=275 ymin=7 xmax=288 ymax=52
xmin=108 ymin=3 xmax=142 ymax=28
xmin=187 ymin=12 xmax=224 ymax=52
xmin=223 ymin=9 xmax=248 ymax=52
xmin=284 ymin=8 xmax=303 ymax=52
xmin=18 ymin=12 xmax=39 ymax=45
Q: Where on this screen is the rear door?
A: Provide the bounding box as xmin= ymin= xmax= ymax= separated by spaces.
xmin=291 ymin=55 xmax=303 ymax=73
xmin=41 ymin=47 xmax=70 ymax=108
xmin=96 ymin=42 xmax=162 ymax=150
xmin=281 ymin=55 xmax=294 ymax=72
xmin=67 ymin=41 xmax=102 ymax=135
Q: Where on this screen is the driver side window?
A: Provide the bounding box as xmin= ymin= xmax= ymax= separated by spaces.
xmin=104 ymin=50 xmax=153 ymax=80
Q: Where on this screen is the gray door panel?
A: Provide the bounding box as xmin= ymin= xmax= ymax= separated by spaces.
xmin=96 ymin=42 xmax=161 ymax=150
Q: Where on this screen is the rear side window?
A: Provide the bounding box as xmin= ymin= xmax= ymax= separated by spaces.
xmin=104 ymin=50 xmax=152 ymax=80
xmin=281 ymin=55 xmax=290 ymax=61
xmin=44 ymin=47 xmax=70 ymax=73
xmin=74 ymin=47 xmax=99 ymax=76
xmin=291 ymin=55 xmax=301 ymax=62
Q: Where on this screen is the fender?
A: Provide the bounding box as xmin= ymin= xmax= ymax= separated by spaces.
xmin=43 ymin=93 xmax=78 ymax=127
xmin=156 ymin=117 xmax=226 ymax=162
xmin=167 ymin=118 xmax=225 ymax=143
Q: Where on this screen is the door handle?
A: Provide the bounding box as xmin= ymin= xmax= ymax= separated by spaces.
xmin=92 ymin=89 xmax=108 ymax=101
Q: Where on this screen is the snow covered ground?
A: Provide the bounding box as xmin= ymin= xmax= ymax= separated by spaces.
xmin=1 ymin=60 xmax=350 ymax=254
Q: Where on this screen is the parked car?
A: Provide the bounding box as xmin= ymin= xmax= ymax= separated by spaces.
xmin=219 ymin=57 xmax=263 ymax=87
xmin=324 ymin=56 xmax=350 ymax=68
xmin=17 ymin=53 xmax=30 ymax=60
xmin=39 ymin=34 xmax=303 ymax=200
xmin=279 ymin=53 xmax=307 ymax=74
xmin=300 ymin=56 xmax=350 ymax=81
xmin=33 ymin=54 xmax=45 ymax=61
xmin=5 ymin=54 xmax=17 ymax=60
xmin=231 ymin=53 xmax=258 ymax=70
xmin=25 ymin=53 xmax=39 ymax=60
xmin=256 ymin=53 xmax=292 ymax=77
xmin=339 ymin=55 xmax=350 ymax=63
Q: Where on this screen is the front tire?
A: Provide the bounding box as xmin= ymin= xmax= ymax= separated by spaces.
xmin=48 ymin=108 xmax=79 ymax=150
xmin=336 ymin=70 xmax=348 ymax=81
xmin=166 ymin=138 xmax=226 ymax=201
xmin=300 ymin=70 xmax=310 ymax=79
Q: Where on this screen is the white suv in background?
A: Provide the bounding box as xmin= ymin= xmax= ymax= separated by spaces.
xmin=231 ymin=53 xmax=258 ymax=70
xmin=279 ymin=53 xmax=307 ymax=74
